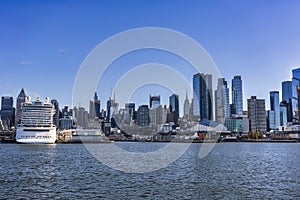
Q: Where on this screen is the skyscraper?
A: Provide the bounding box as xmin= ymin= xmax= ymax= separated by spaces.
xmin=169 ymin=94 xmax=179 ymax=124
xmin=94 ymin=92 xmax=101 ymax=118
xmin=282 ymin=81 xmax=292 ymax=102
xmin=149 ymin=95 xmax=160 ymax=109
xmin=193 ymin=73 xmax=213 ymax=121
xmin=232 ymin=76 xmax=243 ymax=115
xmin=137 ymin=105 xmax=150 ymax=127
xmin=15 ymin=88 xmax=27 ymax=125
xmin=1 ymin=96 xmax=14 ymax=129
xmin=269 ymin=91 xmax=280 ymax=130
xmin=292 ymin=68 xmax=300 ymax=120
xmin=51 ymin=99 xmax=60 ymax=128
xmin=247 ymin=96 xmax=266 ymax=133
xmin=183 ymin=92 xmax=190 ymax=118
xmin=215 ymin=78 xmax=230 ymax=123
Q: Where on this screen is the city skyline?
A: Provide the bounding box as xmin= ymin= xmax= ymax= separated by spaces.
xmin=1 ymin=1 xmax=300 ymax=110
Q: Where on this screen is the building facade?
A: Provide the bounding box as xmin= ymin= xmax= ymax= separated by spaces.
xmin=269 ymin=91 xmax=280 ymax=130
xmin=1 ymin=96 xmax=14 ymax=130
xmin=247 ymin=96 xmax=266 ymax=133
xmin=193 ymin=73 xmax=213 ymax=121
xmin=232 ymin=76 xmax=243 ymax=115
xmin=215 ymin=78 xmax=230 ymax=123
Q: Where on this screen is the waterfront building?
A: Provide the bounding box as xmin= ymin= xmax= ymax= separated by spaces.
xmin=51 ymin=99 xmax=60 ymax=128
xmin=292 ymin=68 xmax=300 ymax=120
xmin=269 ymin=91 xmax=280 ymax=130
xmin=156 ymin=105 xmax=167 ymax=125
xmin=1 ymin=96 xmax=15 ymax=130
xmin=280 ymin=104 xmax=288 ymax=127
xmin=183 ymin=92 xmax=190 ymax=119
xmin=224 ymin=116 xmax=249 ymax=134
xmin=149 ymin=95 xmax=160 ymax=109
xmin=60 ymin=116 xmax=74 ymax=130
xmin=215 ymin=78 xmax=230 ymax=123
xmin=15 ymin=88 xmax=27 ymax=126
xmin=137 ymin=105 xmax=150 ymax=127
xmin=247 ymin=96 xmax=267 ymax=133
xmin=267 ymin=110 xmax=275 ymax=131
xmin=193 ymin=73 xmax=213 ymax=121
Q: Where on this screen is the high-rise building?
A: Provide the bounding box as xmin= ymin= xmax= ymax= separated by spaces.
xmin=215 ymin=78 xmax=230 ymax=123
xmin=94 ymin=92 xmax=101 ymax=118
xmin=269 ymin=91 xmax=280 ymax=130
xmin=282 ymin=81 xmax=292 ymax=102
xmin=73 ymin=106 xmax=88 ymax=127
xmin=89 ymin=92 xmax=101 ymax=119
xmin=149 ymin=95 xmax=160 ymax=109
xmin=1 ymin=96 xmax=14 ymax=129
xmin=137 ymin=105 xmax=150 ymax=127
xmin=169 ymin=94 xmax=179 ymax=117
xmin=280 ymin=100 xmax=292 ymax=123
xmin=106 ymin=96 xmax=118 ymax=122
xmin=193 ymin=73 xmax=213 ymax=121
xmin=124 ymin=103 xmax=135 ymax=124
xmin=232 ymin=76 xmax=243 ymax=115
xmin=267 ymin=110 xmax=275 ymax=131
xmin=51 ymin=99 xmax=60 ymax=128
xmin=15 ymin=88 xmax=27 ymax=126
xmin=183 ymin=92 xmax=190 ymax=118
xmin=280 ymin=103 xmax=288 ymax=127
xmin=247 ymin=96 xmax=266 ymax=133
xmin=292 ymin=68 xmax=300 ymax=120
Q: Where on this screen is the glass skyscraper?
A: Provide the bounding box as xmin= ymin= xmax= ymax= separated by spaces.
xmin=169 ymin=94 xmax=179 ymax=119
xmin=215 ymin=78 xmax=230 ymax=123
xmin=270 ymin=91 xmax=280 ymax=129
xmin=193 ymin=73 xmax=213 ymax=121
xmin=1 ymin=96 xmax=14 ymax=129
xmin=232 ymin=76 xmax=243 ymax=115
xmin=292 ymin=68 xmax=300 ymax=120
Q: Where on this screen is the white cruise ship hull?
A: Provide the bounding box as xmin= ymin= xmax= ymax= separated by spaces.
xmin=16 ymin=127 xmax=57 ymax=144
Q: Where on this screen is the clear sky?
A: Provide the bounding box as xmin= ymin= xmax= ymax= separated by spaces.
xmin=0 ymin=0 xmax=300 ymax=112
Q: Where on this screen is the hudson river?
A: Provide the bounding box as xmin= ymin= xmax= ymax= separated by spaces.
xmin=0 ymin=143 xmax=299 ymax=199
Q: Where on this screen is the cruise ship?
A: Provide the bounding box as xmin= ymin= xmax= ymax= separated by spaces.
xmin=16 ymin=97 xmax=56 ymax=144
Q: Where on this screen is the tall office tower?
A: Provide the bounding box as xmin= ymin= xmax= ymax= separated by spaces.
xmin=193 ymin=73 xmax=213 ymax=121
xmin=292 ymin=68 xmax=300 ymax=120
xmin=232 ymin=76 xmax=243 ymax=115
xmin=282 ymin=81 xmax=292 ymax=102
xmin=106 ymin=96 xmax=118 ymax=123
xmin=183 ymin=92 xmax=190 ymax=118
xmin=93 ymin=92 xmax=101 ymax=118
xmin=149 ymin=95 xmax=160 ymax=109
xmin=281 ymin=81 xmax=293 ymax=122
xmin=51 ymin=99 xmax=60 ymax=128
xmin=89 ymin=92 xmax=100 ymax=119
xmin=15 ymin=88 xmax=27 ymax=125
xmin=280 ymin=102 xmax=288 ymax=127
xmin=215 ymin=78 xmax=230 ymax=123
xmin=73 ymin=106 xmax=88 ymax=127
xmin=124 ymin=103 xmax=135 ymax=124
xmin=269 ymin=91 xmax=280 ymax=130
xmin=137 ymin=105 xmax=150 ymax=127
xmin=1 ymin=96 xmax=14 ymax=129
xmin=247 ymin=96 xmax=267 ymax=133
xmin=169 ymin=94 xmax=179 ymax=117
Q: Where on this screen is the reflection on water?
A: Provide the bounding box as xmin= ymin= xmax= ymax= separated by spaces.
xmin=0 ymin=143 xmax=299 ymax=199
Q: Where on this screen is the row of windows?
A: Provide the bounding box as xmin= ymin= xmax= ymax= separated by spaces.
xmin=20 ymin=135 xmax=52 ymax=139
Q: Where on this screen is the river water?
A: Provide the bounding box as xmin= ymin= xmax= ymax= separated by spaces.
xmin=0 ymin=142 xmax=299 ymax=199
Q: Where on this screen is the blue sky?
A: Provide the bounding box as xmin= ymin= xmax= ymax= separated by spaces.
xmin=0 ymin=0 xmax=299 ymax=111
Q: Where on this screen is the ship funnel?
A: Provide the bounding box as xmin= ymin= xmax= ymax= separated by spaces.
xmin=36 ymin=97 xmax=40 ymax=102
xmin=45 ymin=97 xmax=49 ymax=103
xmin=25 ymin=96 xmax=30 ymax=103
